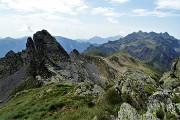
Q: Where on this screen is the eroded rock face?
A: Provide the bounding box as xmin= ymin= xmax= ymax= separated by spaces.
xmin=0 ymin=50 xmax=26 ymax=103
xmin=25 ymin=30 xmax=72 ymax=79
xmin=33 ymin=30 xmax=69 ymax=63
xmin=0 ymin=30 xmax=71 ymax=103
xmin=0 ymin=51 xmax=24 ymax=79
xmin=24 ymin=30 xmax=93 ymax=83
xmin=26 ymin=37 xmax=35 ymax=54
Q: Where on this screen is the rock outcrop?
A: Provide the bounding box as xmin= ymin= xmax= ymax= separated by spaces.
xmin=116 ymin=70 xmax=158 ymax=109
xmin=0 ymin=50 xmax=26 ymax=103
xmin=117 ymin=58 xmax=180 ymax=120
xmin=118 ymin=103 xmax=141 ymax=120
xmin=118 ymin=90 xmax=179 ymax=120
xmin=0 ymin=30 xmax=71 ymax=103
xmin=160 ymin=58 xmax=180 ymax=90
xmin=25 ymin=30 xmax=71 ymax=79
xmin=33 ymin=30 xmax=69 ymax=64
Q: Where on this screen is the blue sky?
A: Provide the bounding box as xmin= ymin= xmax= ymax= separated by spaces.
xmin=0 ymin=0 xmax=180 ymax=39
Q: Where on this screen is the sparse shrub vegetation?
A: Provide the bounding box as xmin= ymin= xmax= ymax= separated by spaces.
xmin=105 ymin=87 xmax=122 ymax=105
xmin=156 ymin=108 xmax=164 ymax=119
xmin=166 ymin=113 xmax=176 ymax=120
xmin=171 ymin=94 xmax=180 ymax=103
xmin=110 ymin=56 xmax=119 ymax=62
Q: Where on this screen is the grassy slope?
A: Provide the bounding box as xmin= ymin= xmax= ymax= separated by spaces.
xmin=107 ymin=51 xmax=161 ymax=80
xmin=0 ymin=83 xmax=122 ymax=120
xmin=84 ymin=51 xmax=161 ymax=80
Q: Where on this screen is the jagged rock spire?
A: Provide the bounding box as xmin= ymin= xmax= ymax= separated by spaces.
xmin=25 ymin=30 xmax=70 ymax=78
xmin=33 ymin=30 xmax=69 ymax=62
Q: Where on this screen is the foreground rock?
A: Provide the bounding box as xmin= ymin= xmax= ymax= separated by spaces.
xmin=117 ymin=58 xmax=180 ymax=120
xmin=116 ymin=70 xmax=158 ymax=110
xmin=160 ymin=58 xmax=180 ymax=90
xmin=118 ymin=103 xmax=141 ymax=120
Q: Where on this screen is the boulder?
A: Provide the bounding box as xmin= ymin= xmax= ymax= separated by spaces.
xmin=118 ymin=103 xmax=141 ymax=120
xmin=116 ymin=70 xmax=157 ymax=109
xmin=160 ymin=58 xmax=180 ymax=90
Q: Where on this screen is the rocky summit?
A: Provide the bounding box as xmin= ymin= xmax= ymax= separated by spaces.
xmin=0 ymin=30 xmax=179 ymax=120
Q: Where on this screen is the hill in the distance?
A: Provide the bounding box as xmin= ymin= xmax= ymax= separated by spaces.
xmin=77 ymin=35 xmax=123 ymax=44
xmin=85 ymin=31 xmax=180 ymax=72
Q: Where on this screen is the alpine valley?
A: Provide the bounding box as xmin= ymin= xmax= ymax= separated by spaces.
xmin=0 ymin=30 xmax=179 ymax=120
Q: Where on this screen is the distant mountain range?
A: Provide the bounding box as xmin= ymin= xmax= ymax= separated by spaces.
xmin=85 ymin=31 xmax=180 ymax=72
xmin=0 ymin=35 xmax=121 ymax=58
xmin=0 ymin=37 xmax=28 ymax=58
xmin=55 ymin=36 xmax=91 ymax=54
xmin=77 ymin=35 xmax=123 ymax=44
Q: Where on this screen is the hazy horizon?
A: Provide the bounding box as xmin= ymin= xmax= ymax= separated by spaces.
xmin=0 ymin=30 xmax=179 ymax=40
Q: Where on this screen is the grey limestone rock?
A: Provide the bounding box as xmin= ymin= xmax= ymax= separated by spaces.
xmin=118 ymin=103 xmax=141 ymax=120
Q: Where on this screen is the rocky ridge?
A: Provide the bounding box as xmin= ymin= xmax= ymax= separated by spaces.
xmin=0 ymin=30 xmax=124 ymax=104
xmin=0 ymin=30 xmax=179 ymax=120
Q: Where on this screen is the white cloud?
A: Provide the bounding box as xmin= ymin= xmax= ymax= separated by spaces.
xmin=107 ymin=17 xmax=119 ymax=23
xmin=132 ymin=9 xmax=148 ymax=13
xmin=0 ymin=12 xmax=84 ymax=38
xmin=91 ymin=7 xmax=120 ymax=23
xmin=18 ymin=24 xmax=34 ymax=32
xmin=108 ymin=0 xmax=129 ymax=4
xmin=28 ymin=13 xmax=81 ymax=23
xmin=132 ymin=9 xmax=179 ymax=17
xmin=155 ymin=0 xmax=180 ymax=10
xmin=92 ymin=7 xmax=118 ymax=17
xmin=0 ymin=0 xmax=88 ymax=15
xmin=119 ymin=31 xmax=126 ymax=36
